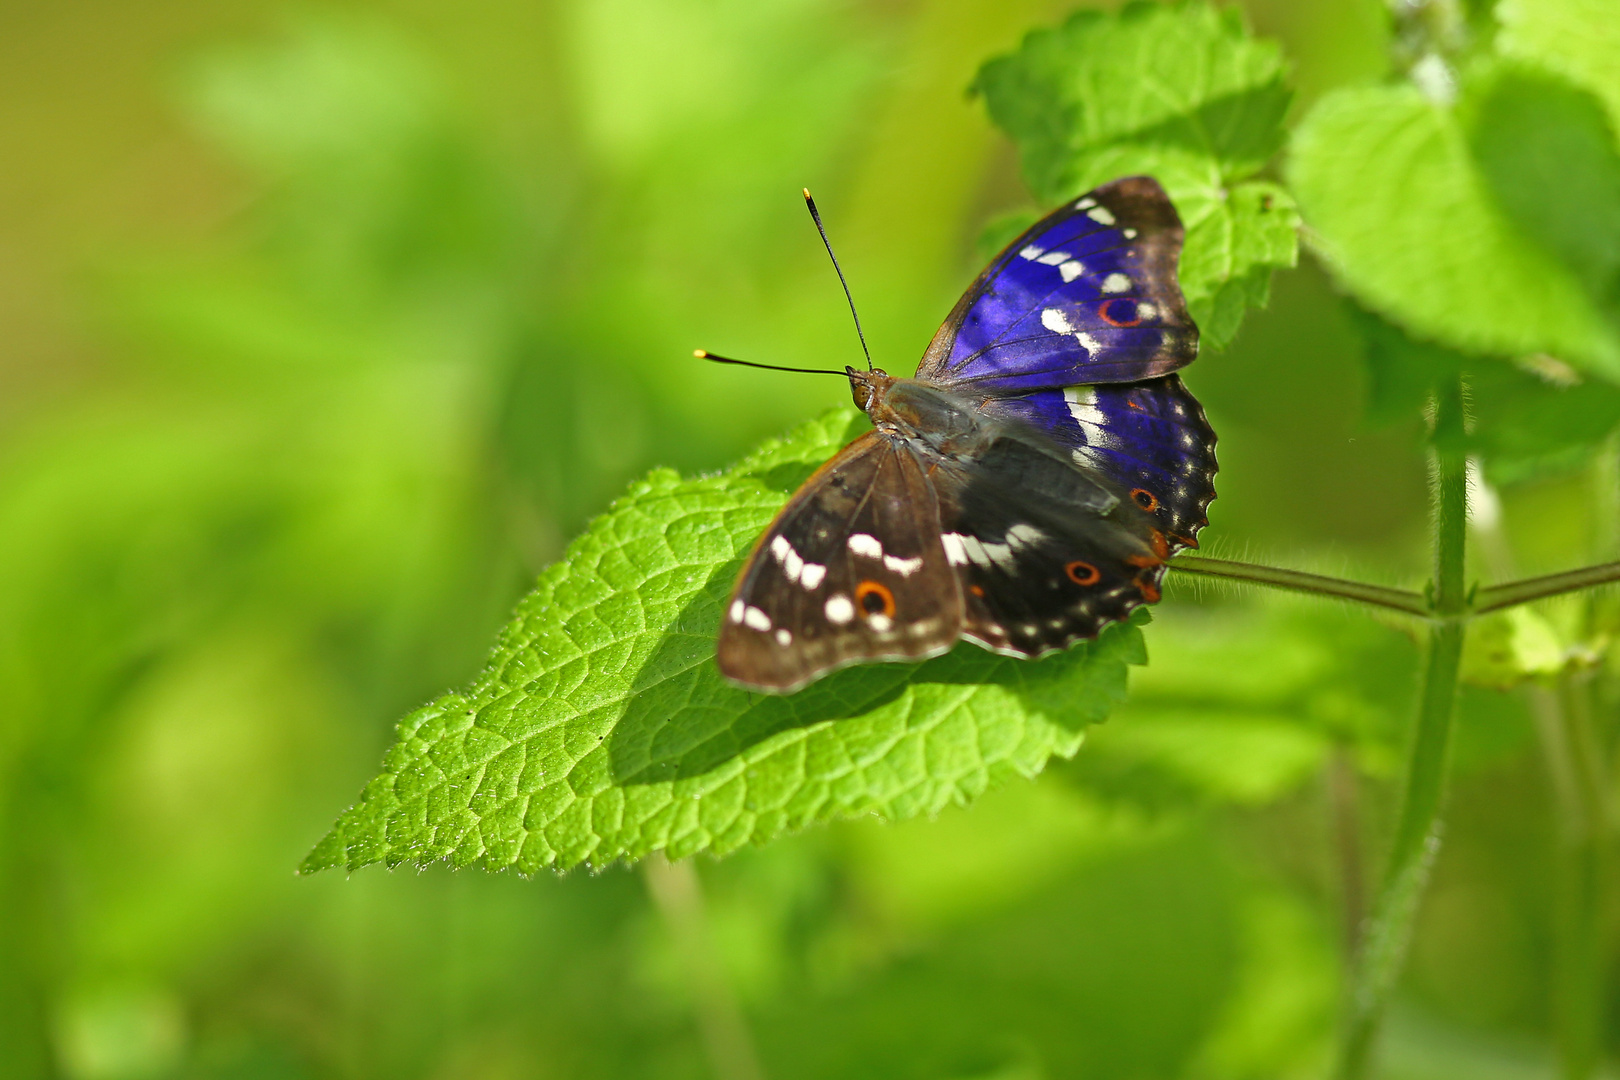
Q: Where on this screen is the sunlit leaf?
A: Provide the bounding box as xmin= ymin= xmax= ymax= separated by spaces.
xmin=973 ymin=0 xmax=1298 ymax=350
xmin=306 ymin=409 xmax=1148 ymax=874
xmin=1461 ymin=608 xmax=1571 ymax=691
xmin=1290 ymin=73 xmax=1620 ymax=381
xmin=1351 ymin=305 xmax=1620 ymax=484
xmin=1498 ymin=0 xmax=1620 ymax=132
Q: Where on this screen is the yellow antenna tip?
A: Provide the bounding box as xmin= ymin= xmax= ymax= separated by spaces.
xmin=802 ymin=187 xmax=812 ymax=200
xmin=694 ymin=349 xmax=709 ymax=358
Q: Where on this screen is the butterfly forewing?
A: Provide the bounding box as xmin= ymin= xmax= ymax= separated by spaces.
xmin=915 ymin=176 xmax=1197 ymax=393
xmin=717 ymin=432 xmax=963 ymax=693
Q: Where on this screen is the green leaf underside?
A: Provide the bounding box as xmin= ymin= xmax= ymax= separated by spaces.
xmin=1291 ymin=78 xmax=1620 ymax=381
xmin=974 ymin=0 xmax=1298 ymax=352
xmin=1498 ymin=0 xmax=1620 ymax=134
xmin=1353 ymin=305 xmax=1620 ymax=484
xmin=306 ymin=409 xmax=1148 ymax=874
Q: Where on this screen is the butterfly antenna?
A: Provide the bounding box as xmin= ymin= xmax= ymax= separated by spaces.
xmin=694 ymin=349 xmax=847 ymax=377
xmin=803 ymin=188 xmax=874 ymax=372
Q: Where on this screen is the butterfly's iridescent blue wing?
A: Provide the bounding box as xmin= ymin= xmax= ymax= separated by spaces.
xmin=915 ymin=176 xmax=1197 ymax=393
xmin=982 ymin=375 xmax=1217 ymax=553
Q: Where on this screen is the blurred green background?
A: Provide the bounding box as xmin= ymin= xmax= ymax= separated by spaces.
xmin=0 ymin=1 xmax=1608 ymax=1077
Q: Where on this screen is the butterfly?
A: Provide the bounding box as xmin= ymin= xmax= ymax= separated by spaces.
xmin=716 ymin=176 xmax=1217 ymax=693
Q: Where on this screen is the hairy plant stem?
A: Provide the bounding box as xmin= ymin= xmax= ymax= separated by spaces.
xmin=643 ymin=856 xmax=766 ymax=1080
xmin=1336 ymin=378 xmax=1469 ymax=1080
xmin=1532 ymin=678 xmax=1608 ymax=1080
xmin=1168 ymin=555 xmax=1620 ymax=620
xmin=1167 ymin=556 xmax=1430 ymax=616
xmin=1474 ymin=562 xmax=1620 ymax=613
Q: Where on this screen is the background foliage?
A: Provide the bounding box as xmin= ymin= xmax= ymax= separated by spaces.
xmin=2 ymin=1 xmax=1618 ymax=1079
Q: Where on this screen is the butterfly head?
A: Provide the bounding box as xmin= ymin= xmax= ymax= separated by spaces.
xmin=846 ymin=366 xmax=895 ymax=414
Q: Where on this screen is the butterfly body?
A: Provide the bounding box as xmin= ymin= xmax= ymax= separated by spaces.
xmin=718 ymin=177 xmax=1217 ymax=694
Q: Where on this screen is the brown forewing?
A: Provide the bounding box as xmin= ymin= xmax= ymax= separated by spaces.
xmin=717 ymin=431 xmax=964 ymax=693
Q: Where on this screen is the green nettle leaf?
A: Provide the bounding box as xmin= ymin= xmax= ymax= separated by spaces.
xmin=973 ymin=0 xmax=1299 ymax=350
xmin=1497 ymin=0 xmax=1620 ymax=132
xmin=1290 ymin=70 xmax=1620 ymax=382
xmin=306 ymin=409 xmax=1148 ymax=874
xmin=1351 ymin=304 xmax=1620 ymax=484
xmin=1461 ymin=608 xmax=1572 ymax=691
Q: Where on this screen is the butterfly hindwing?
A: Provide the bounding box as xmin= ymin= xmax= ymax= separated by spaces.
xmin=916 ymin=176 xmax=1197 ymax=393
xmin=982 ymin=375 xmax=1217 ymax=553
xmin=717 ymin=432 xmax=963 ymax=693
xmin=930 ymin=429 xmax=1170 ymax=657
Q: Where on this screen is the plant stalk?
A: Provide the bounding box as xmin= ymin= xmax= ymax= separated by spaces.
xmin=1167 ymin=555 xmax=1431 ymax=617
xmin=1336 ymin=377 xmax=1469 ymax=1079
xmin=643 ymin=855 xmax=766 ymax=1080
xmin=1473 ymin=561 xmax=1620 ymax=614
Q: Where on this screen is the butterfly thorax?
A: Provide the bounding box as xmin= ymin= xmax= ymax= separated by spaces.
xmin=847 ymin=367 xmax=996 ymax=459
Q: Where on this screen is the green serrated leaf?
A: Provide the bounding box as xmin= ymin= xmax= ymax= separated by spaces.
xmin=973 ymin=0 xmax=1298 ymax=351
xmin=1350 ymin=304 xmax=1620 ymax=483
xmin=305 ymin=409 xmax=1149 ymax=874
xmin=1461 ymin=607 xmax=1570 ymax=690
xmin=1291 ymin=75 xmax=1620 ymax=381
xmin=1498 ymin=0 xmax=1620 ymax=132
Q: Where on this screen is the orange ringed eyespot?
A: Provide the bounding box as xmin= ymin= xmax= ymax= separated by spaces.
xmin=1131 ymin=488 xmax=1159 ymax=512
xmin=1065 ymin=561 xmax=1101 ymax=586
xmin=1098 ymin=298 xmax=1143 ymax=327
xmin=854 ymin=580 xmax=896 ymax=618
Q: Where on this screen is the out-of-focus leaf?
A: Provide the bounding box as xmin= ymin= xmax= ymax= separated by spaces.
xmin=1185 ymin=891 xmax=1336 ymax=1079
xmin=1462 ymin=608 xmax=1570 ymax=690
xmin=306 ymin=409 xmax=1148 ymax=875
xmin=1290 ymin=74 xmax=1620 ymax=381
xmin=1469 ymin=65 xmax=1620 ymax=291
xmin=1351 ymin=305 xmax=1620 ymax=483
xmin=973 ymin=0 xmax=1298 ymax=350
xmin=1497 ymin=0 xmax=1620 ymax=131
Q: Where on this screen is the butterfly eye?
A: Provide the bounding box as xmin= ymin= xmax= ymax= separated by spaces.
xmin=1065 ymin=561 xmax=1101 ymax=586
xmin=855 ymin=580 xmax=896 ymax=618
xmin=1131 ymin=488 xmax=1159 ymax=512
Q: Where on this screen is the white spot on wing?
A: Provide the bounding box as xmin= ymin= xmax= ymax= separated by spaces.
xmin=1063 ymin=386 xmax=1121 ymax=449
xmin=1006 ymin=523 xmax=1046 ymax=551
xmin=1123 ymin=227 xmax=1138 ymax=239
xmin=884 ymin=554 xmax=923 ymax=576
xmin=743 ymin=606 xmax=771 ymax=631
xmin=1137 ymin=302 xmax=1158 ymax=320
xmin=825 ymin=595 xmax=854 ymax=625
xmin=942 ymin=533 xmax=969 ymax=566
xmin=729 ymin=599 xmax=745 ymax=624
xmin=1019 ymin=245 xmax=1045 ymax=260
xmin=1042 ymin=307 xmax=1096 ymax=355
xmin=1036 ymin=250 xmax=1070 ymax=266
xmin=1101 ymin=273 xmax=1131 ymax=294
xmin=799 ymin=563 xmax=826 ymax=589
xmin=847 ymin=533 xmax=883 ymax=558
xmin=775 ymin=628 xmax=793 ymax=646
xmin=771 ymin=535 xmax=791 ymax=561
xmin=1087 ymin=206 xmax=1116 ymax=226
xmin=1074 ymin=197 xmax=1097 ymax=210
xmin=867 ymin=613 xmax=893 ymax=633
xmin=1059 ymin=260 xmax=1084 ymax=282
